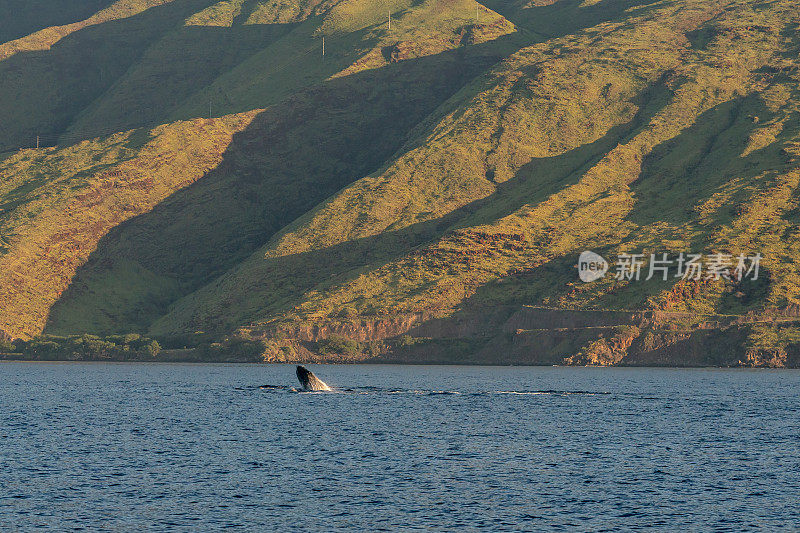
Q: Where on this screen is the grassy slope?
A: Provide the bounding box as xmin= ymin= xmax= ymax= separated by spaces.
xmin=0 ymin=0 xmax=517 ymax=338
xmin=2 ymin=0 xmax=800 ymax=364
xmin=0 ymin=113 xmax=257 ymax=338
xmin=0 ymin=0 xmax=196 ymax=151
xmin=153 ymin=0 xmax=800 ymax=350
xmin=0 ymin=0 xmax=117 ymax=43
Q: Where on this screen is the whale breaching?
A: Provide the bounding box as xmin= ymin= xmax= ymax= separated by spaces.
xmin=296 ymin=366 xmax=332 ymax=391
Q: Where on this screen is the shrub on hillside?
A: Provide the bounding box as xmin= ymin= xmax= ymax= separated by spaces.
xmin=195 ymin=337 xmax=267 ymax=362
xmin=16 ymin=334 xmax=161 ymax=361
xmin=337 ymin=307 xmax=359 ymax=319
xmin=0 ymin=338 xmax=16 ymax=353
xmin=317 ymin=335 xmax=363 ymax=357
xmin=396 ymin=334 xmax=428 ymax=347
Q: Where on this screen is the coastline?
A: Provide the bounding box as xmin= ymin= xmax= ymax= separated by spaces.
xmin=5 ymin=305 xmax=800 ymax=367
xmin=3 ymin=353 xmax=799 ymax=368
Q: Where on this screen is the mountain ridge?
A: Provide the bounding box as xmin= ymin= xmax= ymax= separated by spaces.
xmin=2 ymin=0 xmax=800 ymax=366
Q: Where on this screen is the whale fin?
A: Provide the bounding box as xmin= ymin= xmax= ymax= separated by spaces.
xmin=296 ymin=365 xmax=332 ymax=391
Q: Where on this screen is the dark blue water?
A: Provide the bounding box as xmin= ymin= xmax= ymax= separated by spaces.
xmin=1 ymin=363 xmax=799 ymax=531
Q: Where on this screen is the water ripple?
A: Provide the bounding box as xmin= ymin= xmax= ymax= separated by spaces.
xmin=1 ymin=363 xmax=799 ymax=531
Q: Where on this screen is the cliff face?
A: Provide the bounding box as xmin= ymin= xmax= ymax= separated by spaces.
xmin=246 ymin=307 xmax=800 ymax=367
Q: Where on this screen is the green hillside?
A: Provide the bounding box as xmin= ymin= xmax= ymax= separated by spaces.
xmin=2 ymin=0 xmax=800 ymax=366
xmin=0 ymin=0 xmax=117 ymax=43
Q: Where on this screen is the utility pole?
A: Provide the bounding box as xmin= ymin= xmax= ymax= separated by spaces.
xmin=322 ymin=36 xmax=325 ymax=57
xmin=36 ymin=135 xmax=39 ymax=149
xmin=476 ymin=1 xmax=480 ymax=22
xmin=209 ymin=100 xmax=212 ymax=119
xmin=388 ymin=7 xmax=391 ymax=30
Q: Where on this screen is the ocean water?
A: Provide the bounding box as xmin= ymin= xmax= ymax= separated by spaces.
xmin=1 ymin=363 xmax=799 ymax=531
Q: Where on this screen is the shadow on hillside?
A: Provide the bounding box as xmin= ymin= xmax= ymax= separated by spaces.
xmin=44 ymin=38 xmax=681 ymax=335
xmin=174 ymin=78 xmax=795 ymax=334
xmin=63 ymin=21 xmax=304 ymax=139
xmin=627 ymin=95 xmax=791 ymax=227
xmin=464 ymin=95 xmax=798 ymax=320
xmin=0 ymin=0 xmax=532 ymax=153
xmin=36 ymin=0 xmax=675 ymax=337
xmin=43 ymin=36 xmax=519 ymax=335
xmin=475 ymin=95 xmax=800 ymax=318
xmin=0 ymin=0 xmax=374 ymax=152
xmin=44 ymin=50 xmax=678 ymax=335
xmin=481 ymin=0 xmax=663 ymax=40
xmin=0 ymin=0 xmax=223 ymax=151
xmin=455 ymin=72 xmax=674 ymax=230
xmin=0 ymin=0 xmax=118 ymax=43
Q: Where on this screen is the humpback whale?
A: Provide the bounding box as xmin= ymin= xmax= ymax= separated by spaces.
xmin=296 ymin=366 xmax=332 ymax=391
